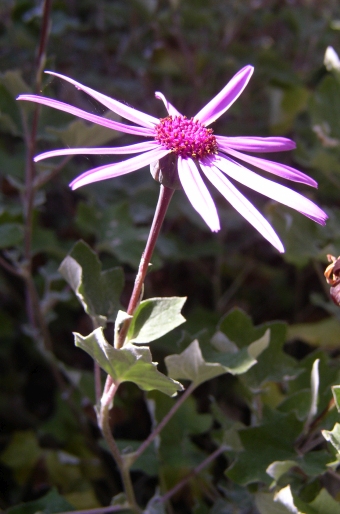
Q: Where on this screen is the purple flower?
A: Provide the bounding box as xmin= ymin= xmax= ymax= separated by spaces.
xmin=18 ymin=66 xmax=327 ymax=252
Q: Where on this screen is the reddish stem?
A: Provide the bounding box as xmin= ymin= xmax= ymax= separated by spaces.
xmin=116 ymin=184 xmax=174 ymax=348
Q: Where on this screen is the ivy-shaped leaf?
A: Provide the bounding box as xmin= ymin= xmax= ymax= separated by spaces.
xmin=59 ymin=240 xmax=124 ymax=325
xmin=74 ymin=328 xmax=183 ymax=396
xmin=165 ymin=331 xmax=270 ymax=387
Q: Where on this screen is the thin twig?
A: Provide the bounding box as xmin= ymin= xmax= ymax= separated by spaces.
xmin=59 ymin=507 xmax=131 ymax=514
xmin=160 ymin=445 xmax=228 ymax=503
xmin=131 ymin=382 xmax=196 ymax=465
xmin=0 ymin=255 xmax=22 ymax=277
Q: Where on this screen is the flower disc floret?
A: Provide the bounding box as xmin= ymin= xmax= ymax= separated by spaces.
xmin=155 ymin=115 xmax=218 ymax=159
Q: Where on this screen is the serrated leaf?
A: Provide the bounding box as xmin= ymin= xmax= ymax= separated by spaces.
xmin=127 ymin=297 xmax=186 ymax=344
xmin=59 ymin=240 xmax=124 ymax=324
xmin=74 ymin=328 xmax=183 ymax=396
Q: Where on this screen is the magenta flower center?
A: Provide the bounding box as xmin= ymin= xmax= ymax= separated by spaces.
xmin=155 ymin=115 xmax=218 ymax=159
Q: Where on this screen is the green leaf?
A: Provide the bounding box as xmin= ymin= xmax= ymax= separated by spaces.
xmin=305 ymin=359 xmax=320 ymax=431
xmin=47 ymin=111 xmax=121 ymax=147
xmin=165 ymin=330 xmax=270 ymax=387
xmin=255 ymin=491 xmax=293 ymax=514
xmin=269 ymin=206 xmax=333 ymax=267
xmin=226 ymin=410 xmax=303 ymax=486
xmin=59 ymin=240 xmax=124 ymax=324
xmin=308 ymin=488 xmax=340 ymax=514
xmin=274 ymin=486 xmax=299 ymax=513
xmin=322 ymin=422 xmax=340 ymax=452
xmin=127 ymin=297 xmax=186 ymax=344
xmin=266 ymin=460 xmax=297 ymax=483
xmin=165 ymin=339 xmax=227 ymax=386
xmin=269 ymin=85 xmax=309 ymax=133
xmin=148 ymin=390 xmax=213 ymax=471
xmin=0 ymin=70 xmax=31 ymax=136
xmin=310 ymin=74 xmax=340 ymax=139
xmin=0 ymin=222 xmax=23 ymax=248
xmin=332 ymin=385 xmax=340 ymax=412
xmin=74 ymin=328 xmax=183 ymax=396
xmin=0 ymin=430 xmax=41 ymax=484
xmin=6 ymin=488 xmax=74 ymax=514
xmin=76 ymin=201 xmax=156 ymax=269
xmin=218 ymin=309 xmax=298 ymax=388
xmin=287 ymin=317 xmax=340 ymax=348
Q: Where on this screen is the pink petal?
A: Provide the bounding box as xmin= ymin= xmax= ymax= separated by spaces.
xmin=216 ymin=135 xmax=296 ymax=152
xmin=195 ymin=65 xmax=254 ymax=126
xmin=34 ymin=141 xmax=159 ymax=162
xmin=17 ymin=95 xmax=154 ymax=137
xmin=177 ymin=156 xmax=220 ymax=232
xmin=212 ymin=154 xmax=328 ymax=225
xmin=200 ymin=160 xmax=284 ymax=252
xmin=217 ymin=145 xmax=317 ymax=187
xmin=46 ymin=71 xmax=159 ymax=129
xmin=155 ymin=92 xmax=182 ymax=116
xmin=70 ymin=147 xmax=169 ymax=189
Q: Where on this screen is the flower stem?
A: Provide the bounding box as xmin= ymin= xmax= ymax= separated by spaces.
xmin=116 ymin=184 xmax=174 ymax=349
xmin=99 ymin=184 xmax=175 ymax=511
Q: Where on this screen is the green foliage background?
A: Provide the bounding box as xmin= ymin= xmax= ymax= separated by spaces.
xmin=2 ymin=0 xmax=340 ymax=512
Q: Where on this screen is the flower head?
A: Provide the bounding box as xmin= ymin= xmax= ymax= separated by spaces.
xmin=17 ymin=65 xmax=327 ymax=252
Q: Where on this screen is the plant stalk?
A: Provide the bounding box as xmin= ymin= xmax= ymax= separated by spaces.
xmin=116 ymin=184 xmax=174 ymax=349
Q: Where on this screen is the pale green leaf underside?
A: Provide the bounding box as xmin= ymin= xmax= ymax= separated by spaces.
xmin=165 ymin=331 xmax=269 ymax=387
